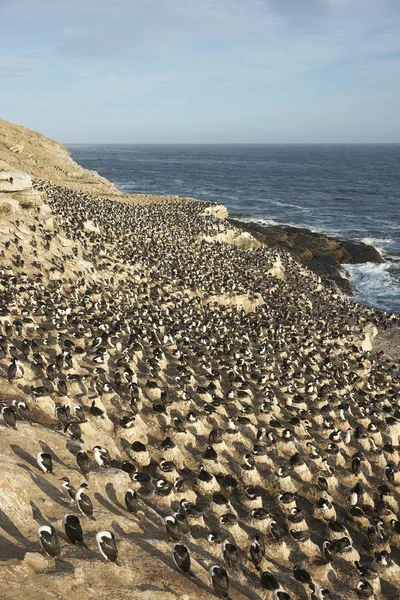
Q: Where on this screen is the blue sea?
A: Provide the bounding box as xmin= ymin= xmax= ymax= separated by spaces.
xmin=67 ymin=144 xmax=400 ymax=315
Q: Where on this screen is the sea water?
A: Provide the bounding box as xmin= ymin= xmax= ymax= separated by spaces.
xmin=67 ymin=144 xmax=400 ymax=315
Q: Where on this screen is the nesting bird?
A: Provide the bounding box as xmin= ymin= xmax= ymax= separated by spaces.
xmin=0 ymin=175 xmax=398 ymax=600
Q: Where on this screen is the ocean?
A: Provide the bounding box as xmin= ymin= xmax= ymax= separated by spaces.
xmin=67 ymin=144 xmax=400 ymax=315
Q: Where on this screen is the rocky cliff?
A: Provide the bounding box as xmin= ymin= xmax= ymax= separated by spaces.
xmin=0 ymin=119 xmax=121 ymax=198
xmin=0 ymin=119 xmax=399 ymax=600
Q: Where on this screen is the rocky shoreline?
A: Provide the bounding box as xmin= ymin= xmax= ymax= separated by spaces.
xmin=229 ymin=217 xmax=385 ymax=295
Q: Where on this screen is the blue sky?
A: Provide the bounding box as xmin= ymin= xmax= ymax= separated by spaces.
xmin=1 ymin=0 xmax=400 ymax=143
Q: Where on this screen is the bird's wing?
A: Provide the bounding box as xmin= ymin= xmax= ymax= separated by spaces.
xmin=40 ymin=531 xmax=60 ymax=556
xmin=101 ymin=537 xmax=118 ymax=560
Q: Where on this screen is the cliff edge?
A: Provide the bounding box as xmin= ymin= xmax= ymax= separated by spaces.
xmin=0 ymin=119 xmax=120 ymax=197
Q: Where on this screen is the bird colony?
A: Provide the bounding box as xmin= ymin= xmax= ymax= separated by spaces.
xmin=0 ymin=178 xmax=399 ymax=600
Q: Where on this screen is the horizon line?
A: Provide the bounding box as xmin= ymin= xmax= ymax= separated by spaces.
xmin=65 ymin=141 xmax=400 ymax=146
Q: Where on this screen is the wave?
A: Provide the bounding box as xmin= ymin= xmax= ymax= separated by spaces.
xmin=267 ymin=199 xmax=309 ymax=211
xmin=359 ymin=237 xmax=396 ymax=258
xmin=345 ymin=262 xmax=399 ymax=314
xmin=116 ymin=181 xmax=136 ymax=190
xmin=321 ymin=188 xmax=378 ymax=196
xmin=238 ymin=216 xmax=342 ymax=237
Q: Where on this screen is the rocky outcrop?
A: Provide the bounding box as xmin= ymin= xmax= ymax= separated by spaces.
xmin=0 ymin=118 xmax=121 ymax=198
xmin=83 ymin=220 xmax=101 ymax=234
xmin=0 ymin=169 xmax=46 ymax=209
xmin=229 ymin=219 xmax=385 ymax=294
xmin=359 ymin=323 xmax=379 ymax=352
xmin=203 ymin=204 xmax=229 ymax=219
xmin=0 ymin=171 xmax=32 ymax=192
xmin=0 ymin=197 xmax=19 ymax=217
xmin=202 ymin=228 xmax=262 ymax=251
xmin=267 ymin=255 xmax=286 ymax=280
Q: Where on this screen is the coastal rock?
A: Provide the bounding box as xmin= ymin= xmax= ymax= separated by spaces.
xmin=0 ymin=118 xmax=121 ymax=197
xmin=373 ymin=326 xmax=400 ymax=360
xmin=43 ymin=214 xmax=55 ymax=231
xmin=0 ymin=171 xmax=32 ymax=192
xmin=359 ymin=323 xmax=378 ymax=352
xmin=0 ymin=198 xmax=19 ymax=217
xmin=23 ymin=553 xmax=54 ymax=571
xmin=15 ymin=188 xmax=45 ymax=208
xmin=83 ymin=220 xmax=100 ymax=234
xmin=203 ymin=229 xmax=262 ymax=251
xmin=206 ymin=292 xmax=264 ymax=313
xmin=57 ymin=233 xmax=74 ymax=248
xmin=341 ymin=240 xmax=385 ymax=264
xmin=32 ymin=397 xmax=58 ymax=425
xmin=299 ymin=249 xmax=313 ymax=261
xmin=203 ymin=204 xmax=229 ymax=219
xmin=39 ymin=203 xmax=52 ymax=215
xmin=9 ymin=144 xmax=24 ymax=153
xmin=267 ymin=255 xmax=286 ymax=280
xmin=228 ymin=219 xmax=384 ymax=294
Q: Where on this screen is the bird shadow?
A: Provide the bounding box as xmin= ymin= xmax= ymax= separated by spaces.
xmin=112 ymin=520 xmax=213 ymax=597
xmin=20 ymin=465 xmax=67 ymax=507
xmin=54 ymin=557 xmax=76 ymax=574
xmin=39 ymin=440 xmax=68 ymax=467
xmin=105 ymin=482 xmax=123 ymax=509
xmin=10 ymin=444 xmax=38 ymax=469
xmin=30 ymin=501 xmax=45 ymax=525
xmin=94 ymin=492 xmax=126 ymax=518
xmin=0 ymin=509 xmax=30 ymax=546
xmin=0 ymin=534 xmax=27 ymax=561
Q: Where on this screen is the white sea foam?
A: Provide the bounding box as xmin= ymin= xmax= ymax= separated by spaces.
xmin=115 ymin=182 xmax=137 ymax=190
xmin=345 ymin=262 xmax=399 ymax=312
xmin=240 ymin=216 xmax=341 ymax=237
xmin=267 ymin=199 xmax=309 ymax=211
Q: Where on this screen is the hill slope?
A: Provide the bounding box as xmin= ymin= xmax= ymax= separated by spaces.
xmin=0 ymin=120 xmax=399 ymax=600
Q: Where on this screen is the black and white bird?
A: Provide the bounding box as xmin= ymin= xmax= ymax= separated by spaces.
xmin=76 ymin=450 xmax=92 ymax=476
xmin=90 ymin=400 xmax=105 ymax=417
xmin=7 ymin=358 xmax=24 ymax=383
xmin=209 ymin=565 xmax=230 ymax=599
xmin=1 ymin=405 xmax=17 ymax=429
xmin=15 ymin=400 xmax=32 ymax=423
xmin=60 ymin=477 xmax=77 ymax=504
xmin=261 ymin=571 xmax=280 ymax=590
xmin=273 ymin=591 xmax=291 ymax=600
xmin=36 ymin=451 xmax=53 ymax=474
xmin=250 ymin=533 xmax=265 ymax=569
xmin=64 ymin=421 xmax=82 ymax=441
xmin=221 ymin=540 xmax=239 ymax=569
xmin=96 ymin=531 xmax=120 ymax=564
xmin=172 ymin=543 xmax=191 ymax=573
xmin=165 ymin=515 xmax=181 ymax=541
xmin=63 ymin=514 xmax=87 ymax=547
xmin=37 ymin=525 xmax=60 ymax=558
xmin=93 ymin=445 xmax=112 ymax=468
xmin=75 ymin=483 xmax=96 ymax=520
xmin=356 ymin=580 xmax=374 ymax=598
xmin=125 ymin=488 xmax=139 ymax=513
xmin=294 ymin=565 xmax=315 ymax=592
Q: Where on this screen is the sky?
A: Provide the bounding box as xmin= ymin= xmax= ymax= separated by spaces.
xmin=1 ymin=0 xmax=400 ymax=143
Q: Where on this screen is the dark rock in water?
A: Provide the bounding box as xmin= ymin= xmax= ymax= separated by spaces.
xmin=340 ymin=240 xmax=385 ymax=264
xmin=228 ymin=219 xmax=384 ymax=295
xmin=304 ymin=259 xmax=353 ymax=295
